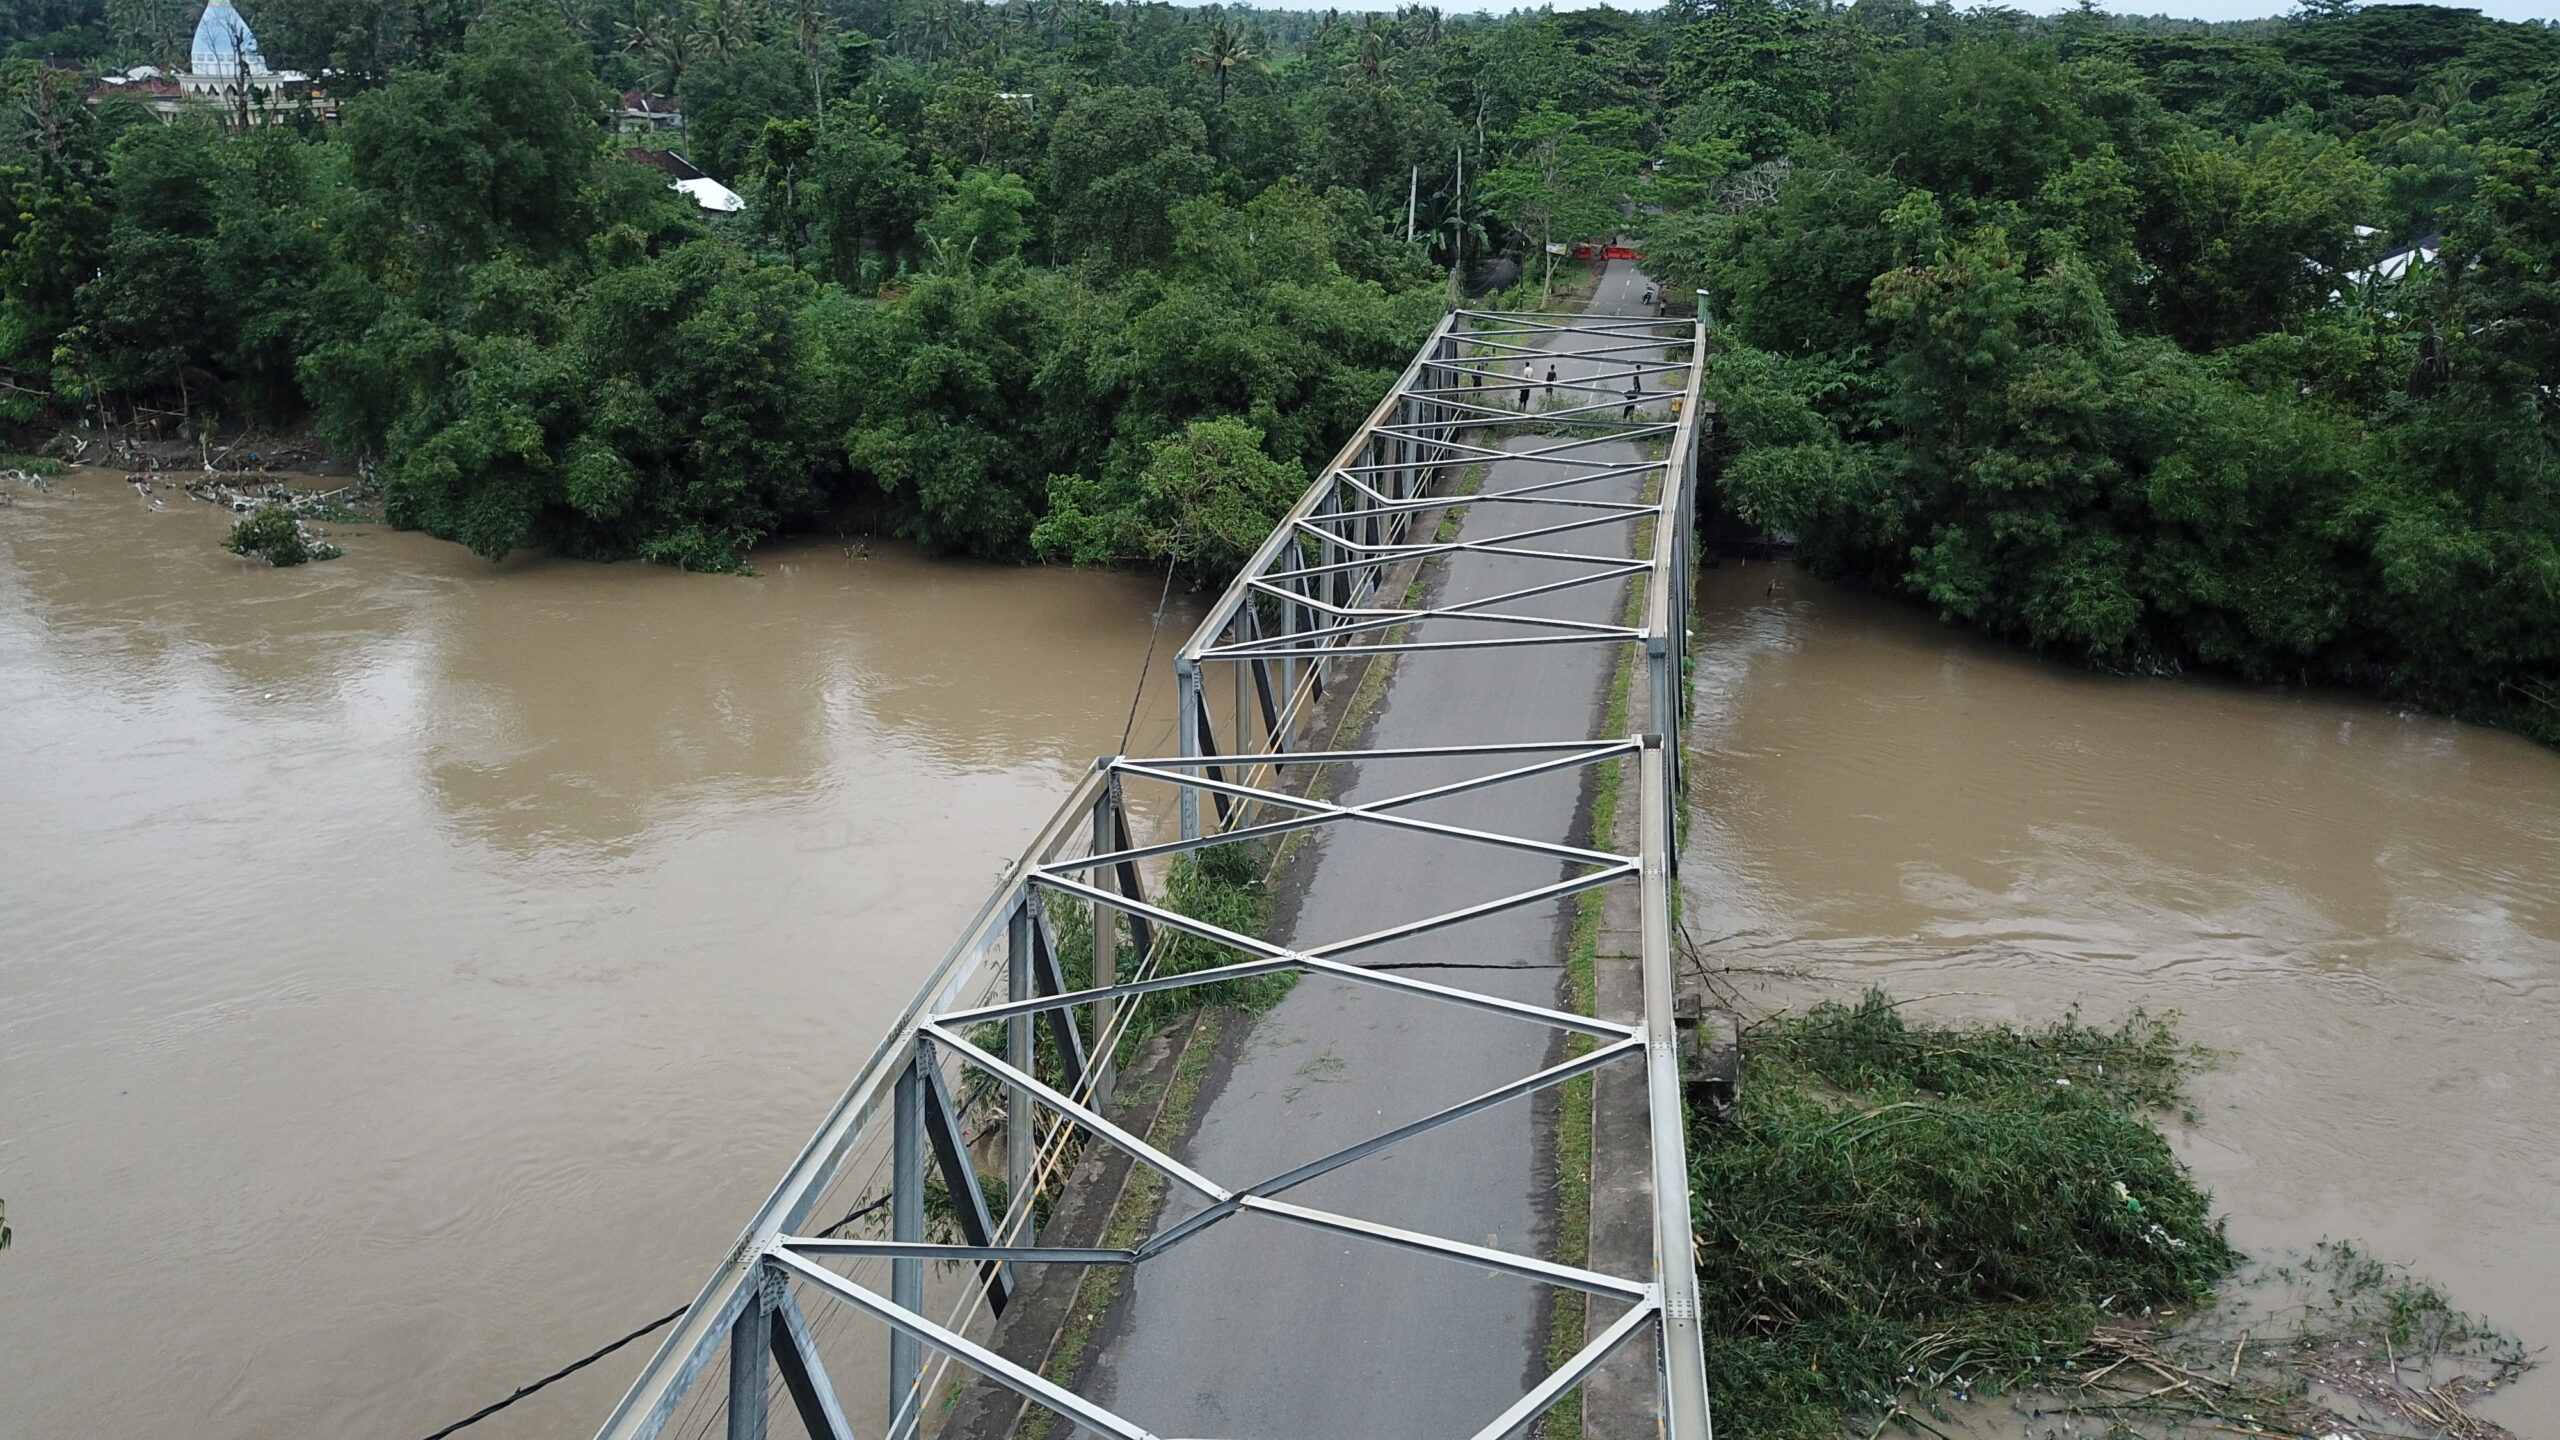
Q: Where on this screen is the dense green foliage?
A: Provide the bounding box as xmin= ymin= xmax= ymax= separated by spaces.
xmin=2 ymin=0 xmax=1513 ymax=572
xmin=6 ymin=0 xmax=2560 ymax=733
xmin=1692 ymin=991 xmax=2236 ymax=1440
xmin=1639 ymin=3 xmax=2560 ymax=740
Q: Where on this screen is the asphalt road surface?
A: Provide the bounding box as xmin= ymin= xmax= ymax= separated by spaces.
xmin=1086 ymin=261 xmax=1673 ymax=1439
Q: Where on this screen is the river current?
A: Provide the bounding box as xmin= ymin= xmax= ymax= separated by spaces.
xmin=4 ymin=471 xmax=2556 ymax=1437
xmin=1682 ymin=560 xmax=2560 ymax=1434
xmin=0 ymin=470 xmax=1196 ymax=1438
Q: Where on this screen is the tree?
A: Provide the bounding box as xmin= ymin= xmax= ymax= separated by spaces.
xmin=922 ymin=168 xmax=1035 ymax=271
xmin=1033 ymin=416 xmax=1304 ymax=582
xmin=1479 ymin=104 xmax=1633 ymax=300
xmin=1185 ymin=19 xmax=1263 ymax=106
xmin=805 ymin=113 xmax=931 ymax=283
xmin=615 ymin=2 xmax=693 ymax=94
xmin=0 ymin=60 xmax=115 ymax=421
xmin=1044 ymin=87 xmax=1214 ymax=270
xmin=679 ymin=41 xmax=808 ymax=181
xmin=748 ymin=116 xmax=814 ymax=259
xmin=340 ymin=0 xmax=612 ymax=266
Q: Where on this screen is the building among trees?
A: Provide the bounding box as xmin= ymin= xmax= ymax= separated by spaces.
xmin=92 ymin=0 xmax=321 ymax=126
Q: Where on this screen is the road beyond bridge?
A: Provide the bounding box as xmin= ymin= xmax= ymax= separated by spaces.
xmin=591 ymin=265 xmax=1712 ymax=1440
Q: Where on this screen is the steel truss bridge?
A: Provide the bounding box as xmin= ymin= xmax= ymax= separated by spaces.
xmin=595 ymin=302 xmax=1712 ymax=1440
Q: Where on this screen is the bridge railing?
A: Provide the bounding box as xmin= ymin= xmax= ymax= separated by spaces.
xmin=1172 ymin=306 xmax=1706 ymax=833
xmin=592 ymin=301 xmax=1713 ymax=1440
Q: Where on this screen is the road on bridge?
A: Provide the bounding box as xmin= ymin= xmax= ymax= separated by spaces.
xmin=1085 ymin=261 xmax=1673 ymax=1438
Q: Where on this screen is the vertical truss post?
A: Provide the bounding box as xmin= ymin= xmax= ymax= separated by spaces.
xmin=1648 ymin=635 xmax=1675 ymax=748
xmin=1004 ymin=900 xmax=1034 ymax=1246
xmin=727 ymin=1264 xmax=773 ymax=1440
xmin=1331 ymin=476 xmax=1351 ymax=604
xmin=889 ymin=1055 xmax=924 ymax=1440
xmin=1649 ymin=633 xmax=1677 ymax=836
xmin=1089 ymin=786 xmax=1117 ymax=1108
xmin=1276 ymin=581 xmax=1294 ymax=747
xmin=1233 ymin=650 xmax=1251 ymax=784
xmin=1175 ymin=657 xmax=1202 ymax=841
xmin=1642 ymin=739 xmax=1714 ymax=1440
xmin=591 ymin=310 xmax=1719 ymax=1440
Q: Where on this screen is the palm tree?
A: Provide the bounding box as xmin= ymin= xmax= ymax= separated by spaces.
xmin=618 ymin=5 xmax=694 ymax=94
xmin=1185 ymin=20 xmax=1264 ymax=105
xmin=1336 ymin=16 xmax=1392 ymax=83
xmin=778 ymin=0 xmax=827 ymax=112
xmin=694 ymin=0 xmax=758 ymax=63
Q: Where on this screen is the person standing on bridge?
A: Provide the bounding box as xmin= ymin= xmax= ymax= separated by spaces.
xmin=1517 ymin=362 xmax=1533 ymax=409
xmin=1544 ymin=363 xmax=1557 ymax=402
xmin=1622 ymin=380 xmax=1641 ymax=420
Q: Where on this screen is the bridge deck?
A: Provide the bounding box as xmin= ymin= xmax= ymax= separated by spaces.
xmin=591 ymin=269 xmax=1711 ymax=1440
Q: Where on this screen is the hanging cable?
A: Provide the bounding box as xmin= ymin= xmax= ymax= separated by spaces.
xmin=1117 ymin=539 xmax=1182 ymax=755
xmin=413 ymin=1192 xmax=892 ymax=1440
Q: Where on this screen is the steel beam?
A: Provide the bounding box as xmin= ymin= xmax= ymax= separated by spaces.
xmin=726 ymin=1269 xmax=771 ymax=1440
xmin=888 ymin=1057 xmax=923 ymax=1440
xmin=767 ymin=1249 xmax=1163 ymax=1440
xmin=1644 ymin=741 xmax=1714 ymax=1440
xmin=918 ymin=1035 xmax=1013 ymax=1314
xmin=1089 ymin=788 xmax=1117 ymax=1108
xmin=596 ymin=306 xmax=1714 ymax=1440
xmin=1004 ymin=902 xmax=1033 ymax=1245
xmin=768 ymin=1285 xmax=854 ymax=1440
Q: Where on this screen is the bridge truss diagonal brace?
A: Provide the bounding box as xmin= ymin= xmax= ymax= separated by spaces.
xmin=766 ymin=1247 xmax=1167 ymax=1440
xmin=594 ymin=305 xmax=1714 ymax=1440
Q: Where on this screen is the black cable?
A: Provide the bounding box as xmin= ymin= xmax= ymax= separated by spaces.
xmin=417 ymin=1193 xmax=894 ymax=1440
xmin=1118 ymin=543 xmax=1181 ymax=755
xmin=417 ymin=1305 xmax=689 ymax=1440
xmin=816 ymin=1191 xmax=891 ymax=1238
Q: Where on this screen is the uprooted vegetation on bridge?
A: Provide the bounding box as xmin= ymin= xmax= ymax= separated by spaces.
xmin=1685 ymin=990 xmax=2530 ymax=1440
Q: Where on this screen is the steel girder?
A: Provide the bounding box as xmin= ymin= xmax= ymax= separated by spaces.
xmin=592 ymin=306 xmax=1713 ymax=1440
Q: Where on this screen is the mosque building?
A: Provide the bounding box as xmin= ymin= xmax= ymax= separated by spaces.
xmin=94 ymin=0 xmax=322 ymax=126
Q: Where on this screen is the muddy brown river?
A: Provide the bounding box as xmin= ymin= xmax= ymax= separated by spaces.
xmin=5 ymin=469 xmax=2556 ymax=1438
xmin=0 ymin=471 xmax=1197 ymax=1438
xmin=1683 ymin=560 xmax=2560 ymax=1434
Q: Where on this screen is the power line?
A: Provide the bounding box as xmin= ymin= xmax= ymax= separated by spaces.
xmin=415 ymin=1195 xmax=892 ymax=1440
xmin=417 ymin=1306 xmax=688 ymax=1440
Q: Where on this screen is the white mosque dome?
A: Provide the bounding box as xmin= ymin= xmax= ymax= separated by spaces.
xmin=191 ymin=1 xmax=270 ymax=79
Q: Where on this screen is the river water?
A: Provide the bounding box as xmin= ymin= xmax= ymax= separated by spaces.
xmin=8 ymin=470 xmax=2557 ymax=1438
xmin=0 ymin=471 xmax=1196 ymax=1439
xmin=1681 ymin=561 xmax=2560 ymax=1434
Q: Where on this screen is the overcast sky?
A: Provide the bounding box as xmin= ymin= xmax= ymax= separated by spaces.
xmin=1255 ymin=0 xmax=2560 ymax=21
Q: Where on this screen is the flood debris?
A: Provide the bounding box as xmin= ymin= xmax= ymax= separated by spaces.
xmin=1 ymin=465 xmax=58 ymax=503
xmin=192 ymin=474 xmax=376 ymax=564
xmin=1690 ymin=988 xmax=2237 ymax=1440
xmin=223 ymin=503 xmax=342 ymax=567
xmin=1685 ymin=989 xmax=2533 ymax=1440
xmin=2046 ymin=1245 xmax=2532 ymax=1440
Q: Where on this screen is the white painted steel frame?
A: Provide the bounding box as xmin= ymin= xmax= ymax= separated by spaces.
xmin=592 ymin=307 xmax=1711 ymax=1440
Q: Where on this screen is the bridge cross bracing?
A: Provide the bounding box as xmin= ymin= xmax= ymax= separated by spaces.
xmin=593 ymin=301 xmax=1711 ymax=1440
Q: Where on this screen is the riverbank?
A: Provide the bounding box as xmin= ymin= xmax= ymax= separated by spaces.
xmin=1679 ymin=559 xmax=2560 ymax=1436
